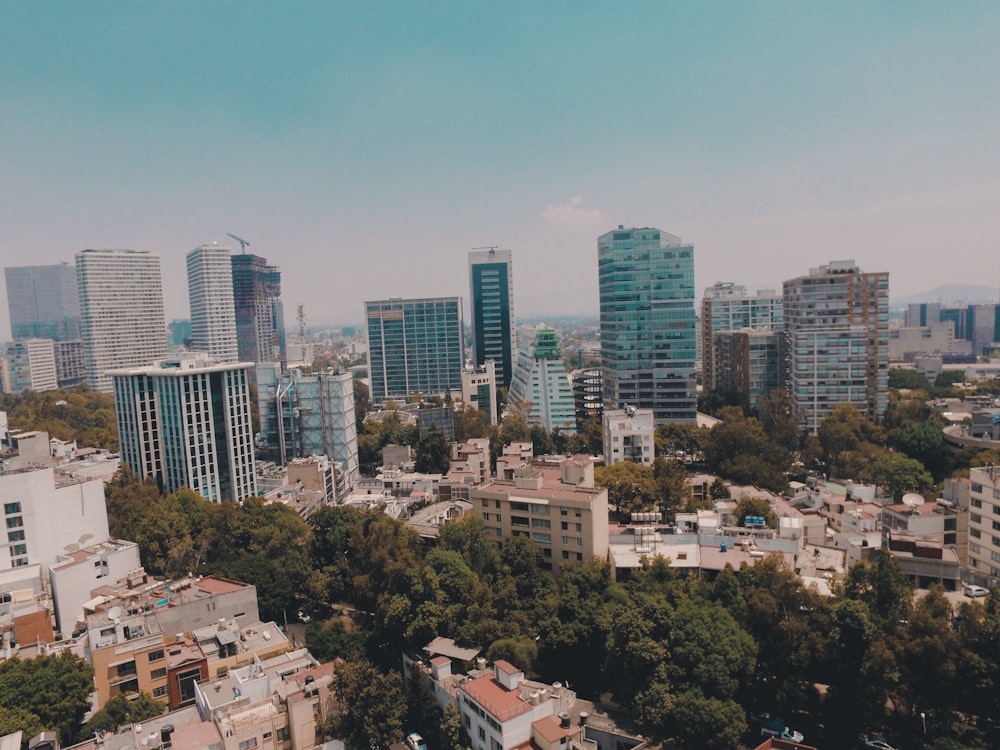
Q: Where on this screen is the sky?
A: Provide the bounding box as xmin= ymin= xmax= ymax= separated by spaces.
xmin=2 ymin=2 xmax=999 ymax=334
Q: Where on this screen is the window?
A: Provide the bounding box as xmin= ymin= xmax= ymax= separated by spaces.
xmin=10 ymin=544 xmax=26 ymax=556
xmin=262 ymin=732 xmax=272 ymax=740
xmin=5 ymin=517 xmax=22 ymax=529
xmin=972 ymin=513 xmax=982 ymax=524
xmin=150 ymin=668 xmax=167 ymax=680
xmin=972 ymin=498 xmax=983 ymax=508
xmin=153 ymin=686 xmax=168 ymax=698
xmin=972 ymin=483 xmax=983 ymax=493
xmin=531 ymin=518 xmax=550 ymax=529
xmin=148 ymin=649 xmax=165 ymax=662
xmin=3 ymin=503 xmax=20 ymax=515
xmin=7 ymin=531 xmax=24 ymax=542
xmin=532 ymin=533 xmax=551 ymax=543
xmin=276 ymin=727 xmax=290 ymax=742
xmin=511 ymin=516 xmax=529 ymax=527
xmin=531 ymin=504 xmax=549 ymax=515
xmin=117 ymin=661 xmax=137 ymax=678
xmin=239 ymin=739 xmax=258 ymax=750
xmin=478 ymin=727 xmax=486 ymax=741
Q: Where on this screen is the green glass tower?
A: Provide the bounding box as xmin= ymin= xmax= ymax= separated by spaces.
xmin=469 ymin=248 xmax=515 ymax=389
xmin=598 ymin=226 xmax=697 ymax=423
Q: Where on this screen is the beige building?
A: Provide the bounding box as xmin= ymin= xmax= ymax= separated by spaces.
xmin=471 ymin=456 xmax=609 ymax=572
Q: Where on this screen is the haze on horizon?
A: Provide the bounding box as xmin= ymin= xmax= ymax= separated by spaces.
xmin=2 ymin=2 xmax=998 ymax=334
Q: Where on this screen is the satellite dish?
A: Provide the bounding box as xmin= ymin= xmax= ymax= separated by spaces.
xmin=902 ymin=493 xmax=925 ymax=508
xmin=107 ymin=606 xmax=122 ymax=622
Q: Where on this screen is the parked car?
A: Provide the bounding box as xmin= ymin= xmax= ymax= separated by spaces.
xmin=760 ymin=717 xmax=804 ymax=743
xmin=406 ymin=734 xmax=427 ymax=750
xmin=862 ymin=736 xmax=897 ymax=750
xmin=964 ymin=584 xmax=989 ymax=598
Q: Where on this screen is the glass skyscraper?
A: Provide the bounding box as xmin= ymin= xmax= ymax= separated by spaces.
xmin=469 ymin=248 xmax=515 ymax=389
xmin=365 ymin=296 xmax=464 ymax=404
xmin=231 ymin=253 xmax=285 ymax=369
xmin=598 ymin=226 xmax=697 ymax=423
xmin=4 ymin=263 xmax=81 ymax=340
xmin=187 ymin=243 xmax=238 ymax=363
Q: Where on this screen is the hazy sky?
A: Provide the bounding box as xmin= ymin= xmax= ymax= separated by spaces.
xmin=2 ymin=2 xmax=999 ymax=334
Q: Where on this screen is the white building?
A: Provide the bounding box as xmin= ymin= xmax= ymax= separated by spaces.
xmin=186 ymin=243 xmax=238 ymax=363
xmin=700 ymin=282 xmax=782 ymax=389
xmin=5 ymin=338 xmax=58 ymax=394
xmin=461 ymin=359 xmax=498 ymax=426
xmin=77 ymin=249 xmax=166 ymax=393
xmin=889 ymin=321 xmax=971 ymax=361
xmin=508 ymin=326 xmax=576 ymax=434
xmin=112 ymin=353 xmax=257 ymax=502
xmin=602 ymin=406 xmax=655 ymax=466
xmin=49 ymin=538 xmax=141 ymax=633
xmin=967 ymin=466 xmax=1000 ymax=588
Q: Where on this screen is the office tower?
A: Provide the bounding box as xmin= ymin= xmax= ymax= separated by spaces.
xmin=4 ymin=263 xmax=80 ymax=341
xmin=570 ymin=367 xmax=603 ymax=430
xmin=365 ymin=297 xmax=464 ymax=403
xmin=905 ymin=302 xmax=941 ymax=328
xmin=461 ymin=360 xmax=498 ymax=426
xmin=187 ymin=243 xmax=238 ymax=363
xmin=256 ymin=363 xmax=359 ymax=482
xmin=710 ymin=329 xmax=783 ymax=412
xmin=965 ymin=304 xmax=1000 ymax=358
xmin=700 ymin=282 xmax=782 ymax=391
xmin=783 ymin=260 xmax=888 ymax=433
xmin=603 ymin=406 xmax=655 ymax=466
xmin=5 ymin=339 xmax=58 ymax=394
xmin=112 ymin=354 xmax=257 ymax=502
xmin=76 ymin=249 xmax=166 ymax=393
xmin=54 ymin=340 xmax=86 ymax=387
xmin=508 ymin=326 xmax=576 ymax=434
xmin=598 ymin=225 xmax=697 ymax=423
xmin=469 ymin=248 xmax=515 ymax=389
xmin=231 ymin=253 xmax=285 ymax=368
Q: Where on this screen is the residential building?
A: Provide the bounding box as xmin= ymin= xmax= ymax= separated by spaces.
xmin=365 ymin=296 xmax=464 ymax=403
xmin=54 ymin=340 xmax=86 ymax=387
xmin=964 ymin=304 xmax=1000 ymax=357
xmin=76 ymin=249 xmax=166 ymax=393
xmin=113 ymin=354 xmax=257 ymax=503
xmin=603 ymin=406 xmax=655 ymax=466
xmin=472 ymin=456 xmax=609 ymax=571
xmin=783 ymin=260 xmax=889 ymax=433
xmin=966 ymin=466 xmax=1000 ymax=588
xmin=570 ymin=367 xmax=603 ymax=431
xmin=256 ymin=364 xmax=359 ymax=483
xmin=4 ymin=263 xmax=80 ymax=340
xmin=889 ymin=321 xmax=971 ymax=361
xmin=905 ymin=302 xmax=941 ymax=327
xmin=186 ymin=243 xmax=238 ymax=363
xmin=419 ymin=406 xmax=456 ymax=441
xmin=710 ymin=328 xmax=783 ymax=412
xmin=508 ymin=326 xmax=576 ymax=434
xmin=49 ymin=538 xmax=142 ymax=634
xmin=461 ymin=360 xmax=498 ymax=426
xmin=469 ymin=248 xmax=515 ymax=389
xmin=5 ymin=339 xmax=58 ymax=394
xmin=700 ymin=283 xmax=782 ymax=390
xmin=598 ymin=225 xmax=697 ymax=423
xmin=231 ymin=253 xmax=285 ymax=368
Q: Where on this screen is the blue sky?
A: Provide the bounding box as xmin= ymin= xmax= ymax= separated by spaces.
xmin=2 ymin=2 xmax=999 ymax=331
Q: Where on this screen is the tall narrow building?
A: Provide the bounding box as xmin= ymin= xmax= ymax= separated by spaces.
xmin=469 ymin=248 xmax=515 ymax=389
xmin=231 ymin=253 xmax=285 ymax=368
xmin=508 ymin=325 xmax=576 ymax=434
xmin=365 ymin=296 xmax=464 ymax=404
xmin=783 ymin=260 xmax=889 ymax=433
xmin=112 ymin=353 xmax=257 ymax=502
xmin=700 ymin=282 xmax=782 ymax=391
xmin=598 ymin=226 xmax=697 ymax=423
xmin=187 ymin=243 xmax=238 ymax=363
xmin=76 ymin=249 xmax=166 ymax=393
xmin=4 ymin=263 xmax=81 ymax=340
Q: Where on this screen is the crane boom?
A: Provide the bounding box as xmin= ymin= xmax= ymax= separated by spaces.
xmin=227 ymin=233 xmax=250 ymax=252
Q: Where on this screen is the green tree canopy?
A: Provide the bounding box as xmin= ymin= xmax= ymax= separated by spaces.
xmin=0 ymin=653 xmax=94 ymax=745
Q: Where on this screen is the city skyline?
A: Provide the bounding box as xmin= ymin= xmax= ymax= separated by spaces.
xmin=2 ymin=3 xmax=999 ymax=337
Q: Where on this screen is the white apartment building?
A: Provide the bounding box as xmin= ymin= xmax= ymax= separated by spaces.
xmin=508 ymin=326 xmax=576 ymax=434
xmin=701 ymin=282 xmax=782 ymax=389
xmin=602 ymin=406 xmax=655 ymax=466
xmin=5 ymin=338 xmax=58 ymax=394
xmin=462 ymin=359 xmax=498 ymax=426
xmin=112 ymin=354 xmax=257 ymax=502
xmin=966 ymin=466 xmax=1000 ymax=588
xmin=186 ymin=243 xmax=238 ymax=363
xmin=77 ymin=249 xmax=166 ymax=393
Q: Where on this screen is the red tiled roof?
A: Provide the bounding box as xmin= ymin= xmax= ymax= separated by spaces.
xmin=459 ymin=674 xmax=532 ymax=722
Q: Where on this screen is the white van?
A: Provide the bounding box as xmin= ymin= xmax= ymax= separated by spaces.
xmin=964 ymin=584 xmax=989 ymax=598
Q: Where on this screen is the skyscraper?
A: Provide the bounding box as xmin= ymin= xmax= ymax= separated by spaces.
xmin=112 ymin=353 xmax=257 ymax=502
xmin=508 ymin=325 xmax=577 ymax=433
xmin=4 ymin=263 xmax=81 ymax=340
xmin=187 ymin=243 xmax=238 ymax=363
xmin=700 ymin=282 xmax=782 ymax=390
xmin=598 ymin=226 xmax=697 ymax=423
xmin=469 ymin=248 xmax=515 ymax=389
xmin=231 ymin=253 xmax=285 ymax=368
xmin=76 ymin=249 xmax=166 ymax=393
xmin=783 ymin=260 xmax=889 ymax=433
xmin=365 ymin=296 xmax=464 ymax=404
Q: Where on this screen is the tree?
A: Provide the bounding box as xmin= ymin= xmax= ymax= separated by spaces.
xmin=757 ymin=389 xmax=801 ymax=451
xmin=305 ymin=620 xmax=366 ymax=662
xmin=0 ymin=707 xmax=47 ymax=746
xmin=892 ymin=416 xmax=952 ymax=481
xmin=0 ymin=653 xmax=94 ymax=745
xmin=353 ymin=376 xmax=371 ymax=429
xmin=817 ymin=404 xmax=885 ymax=474
xmin=888 ymin=369 xmax=931 ymax=390
xmin=414 ymin=424 xmax=450 ymax=474
xmin=859 ymin=453 xmax=933 ymax=502
xmin=81 ymin=694 xmax=165 ymax=739
xmin=653 ymin=457 xmax=691 ymax=520
xmin=702 ymin=407 xmax=791 ymax=492
xmin=709 ymin=477 xmax=730 ymax=500
xmin=439 ymin=702 xmax=465 ymax=750
xmin=327 ymin=661 xmax=406 ymax=750
xmin=734 ymin=496 xmax=776 ymax=528
xmin=670 ymin=690 xmax=746 ymax=750
xmin=486 ymin=637 xmax=538 ymax=673
xmin=595 ymin=462 xmax=658 ymax=519
xmin=453 ymin=404 xmax=489 ymax=441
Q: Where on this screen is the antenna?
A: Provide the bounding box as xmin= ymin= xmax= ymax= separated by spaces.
xmin=226 ymin=233 xmax=250 ymax=253
xmin=297 ymin=304 xmax=306 ymax=361
xmin=471 ymin=245 xmax=499 ymax=256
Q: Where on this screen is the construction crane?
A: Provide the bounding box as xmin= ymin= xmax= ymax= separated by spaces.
xmin=227 ymin=233 xmax=250 ymax=253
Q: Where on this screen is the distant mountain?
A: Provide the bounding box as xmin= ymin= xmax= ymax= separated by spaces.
xmin=892 ymin=284 xmax=998 ymax=308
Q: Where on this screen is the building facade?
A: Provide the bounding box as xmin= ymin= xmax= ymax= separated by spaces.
xmin=508 ymin=326 xmax=576 ymax=434
xmin=113 ymin=354 xmax=257 ymax=502
xmin=598 ymin=226 xmax=697 ymax=423
xmin=461 ymin=360 xmax=498 ymax=426
xmin=187 ymin=243 xmax=238 ymax=363
xmin=365 ymin=297 xmax=464 ymax=403
xmin=5 ymin=338 xmax=58 ymax=394
xmin=570 ymin=367 xmax=603 ymax=431
xmin=602 ymin=406 xmax=655 ymax=466
xmin=231 ymin=253 xmax=285 ymax=368
xmin=469 ymin=248 xmax=515 ymax=389
xmin=783 ymin=260 xmax=889 ymax=433
xmin=700 ymin=282 xmax=782 ymax=390
xmin=77 ymin=249 xmax=166 ymax=393
xmin=4 ymin=263 xmax=80 ymax=341
xmin=711 ymin=328 xmax=783 ymax=412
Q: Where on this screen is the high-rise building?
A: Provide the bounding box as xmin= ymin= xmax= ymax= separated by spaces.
xmin=76 ymin=249 xmax=166 ymax=393
xmin=112 ymin=354 xmax=257 ymax=502
xmin=603 ymin=406 xmax=655 ymax=466
xmin=231 ymin=253 xmax=285 ymax=368
xmin=5 ymin=339 xmax=58 ymax=394
xmin=187 ymin=243 xmax=238 ymax=363
xmin=783 ymin=260 xmax=889 ymax=433
xmin=598 ymin=225 xmax=697 ymax=423
xmin=461 ymin=360 xmax=498 ymax=426
xmin=365 ymin=297 xmax=464 ymax=403
xmin=508 ymin=326 xmax=576 ymax=434
xmin=710 ymin=328 xmax=783 ymax=412
xmin=570 ymin=367 xmax=603 ymax=431
xmin=469 ymin=248 xmax=515 ymax=389
xmin=905 ymin=302 xmax=941 ymax=328
xmin=54 ymin=340 xmax=86 ymax=388
xmin=4 ymin=263 xmax=81 ymax=341
xmin=700 ymin=282 xmax=782 ymax=391
xmin=256 ymin=363 xmax=359 ymax=483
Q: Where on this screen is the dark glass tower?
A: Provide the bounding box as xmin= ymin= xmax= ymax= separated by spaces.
xmin=469 ymin=248 xmax=514 ymax=389
xmin=231 ymin=253 xmax=285 ymax=369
